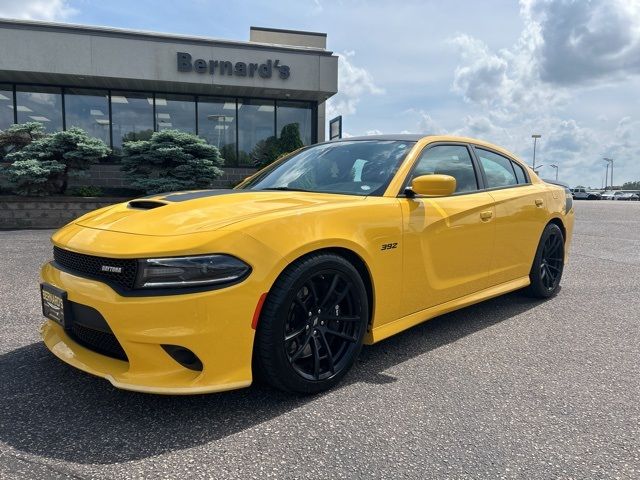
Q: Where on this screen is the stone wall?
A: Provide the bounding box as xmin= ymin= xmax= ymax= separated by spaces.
xmin=0 ymin=196 xmax=128 ymax=230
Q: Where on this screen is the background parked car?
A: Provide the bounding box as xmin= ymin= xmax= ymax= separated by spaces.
xmin=618 ymin=192 xmax=639 ymax=201
xmin=601 ymin=192 xmax=616 ymax=200
xmin=571 ymin=188 xmax=600 ymax=200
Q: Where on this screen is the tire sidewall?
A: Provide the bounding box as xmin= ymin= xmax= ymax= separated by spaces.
xmin=257 ymin=254 xmax=369 ymax=394
xmin=529 ymin=223 xmax=565 ymax=298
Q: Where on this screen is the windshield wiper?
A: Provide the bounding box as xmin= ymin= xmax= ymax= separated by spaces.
xmin=262 ymin=187 xmax=311 ymax=192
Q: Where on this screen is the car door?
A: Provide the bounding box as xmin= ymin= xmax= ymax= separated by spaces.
xmin=472 ymin=146 xmax=548 ymax=286
xmin=399 ymin=144 xmax=496 ymax=316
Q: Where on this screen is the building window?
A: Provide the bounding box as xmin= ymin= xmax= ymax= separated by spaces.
xmin=277 ymin=101 xmax=312 ymax=146
xmin=155 ymin=94 xmax=195 ymax=133
xmin=64 ymin=88 xmax=110 ymax=145
xmin=0 ymin=86 xmax=13 ymax=131
xmin=197 ymin=97 xmax=236 ymax=165
xmin=15 ymin=86 xmax=63 ymax=132
xmin=110 ymin=91 xmax=154 ymax=150
xmin=238 ymin=99 xmax=275 ymax=166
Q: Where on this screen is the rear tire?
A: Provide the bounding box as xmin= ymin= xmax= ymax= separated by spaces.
xmin=525 ymin=223 xmax=565 ymax=298
xmin=254 ymin=253 xmax=368 ymax=394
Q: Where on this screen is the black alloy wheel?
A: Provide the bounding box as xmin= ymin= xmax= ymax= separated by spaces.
xmin=525 ymin=223 xmax=565 ymax=298
xmin=255 ymin=254 xmax=368 ymax=394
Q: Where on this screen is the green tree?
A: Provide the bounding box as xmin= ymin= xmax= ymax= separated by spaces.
xmin=6 ymin=127 xmax=110 ymax=195
xmin=250 ymin=122 xmax=304 ymax=168
xmin=0 ymin=122 xmax=46 ymax=160
xmin=622 ymin=181 xmax=640 ymax=190
xmin=120 ymin=129 xmax=224 ymax=194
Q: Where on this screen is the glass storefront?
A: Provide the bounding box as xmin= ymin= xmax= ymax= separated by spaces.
xmin=0 ymin=86 xmax=12 ymax=131
xmin=155 ymin=94 xmax=195 ymax=133
xmin=64 ymin=88 xmax=110 ymax=145
xmin=15 ymin=86 xmax=63 ymax=132
xmin=277 ymin=101 xmax=312 ymax=146
xmin=198 ymin=97 xmax=237 ymax=164
xmin=111 ymin=91 xmax=154 ymax=149
xmin=0 ymin=84 xmax=315 ymax=165
xmin=238 ymin=99 xmax=275 ymax=165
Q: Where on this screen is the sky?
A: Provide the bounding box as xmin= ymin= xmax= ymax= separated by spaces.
xmin=1 ymin=0 xmax=639 ymax=188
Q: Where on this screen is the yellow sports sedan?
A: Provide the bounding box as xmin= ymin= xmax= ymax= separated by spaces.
xmin=40 ymin=135 xmax=574 ymax=394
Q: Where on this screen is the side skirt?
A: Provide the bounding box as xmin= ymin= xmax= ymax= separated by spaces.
xmin=367 ymin=276 xmax=530 ymax=344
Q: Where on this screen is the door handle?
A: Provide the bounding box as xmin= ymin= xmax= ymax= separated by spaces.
xmin=535 ymin=199 xmax=544 ymax=207
xmin=480 ymin=210 xmax=493 ymax=220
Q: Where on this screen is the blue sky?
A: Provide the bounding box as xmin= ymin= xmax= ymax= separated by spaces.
xmin=1 ymin=0 xmax=640 ymax=187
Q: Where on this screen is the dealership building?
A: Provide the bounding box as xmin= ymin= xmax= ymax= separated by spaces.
xmin=0 ymin=19 xmax=338 ymax=188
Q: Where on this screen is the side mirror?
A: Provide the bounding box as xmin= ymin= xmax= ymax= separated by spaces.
xmin=405 ymin=174 xmax=456 ymax=197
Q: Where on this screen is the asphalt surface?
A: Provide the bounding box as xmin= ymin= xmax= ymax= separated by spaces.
xmin=0 ymin=201 xmax=638 ymax=479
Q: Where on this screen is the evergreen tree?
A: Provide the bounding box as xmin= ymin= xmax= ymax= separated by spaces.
xmin=6 ymin=127 xmax=110 ymax=195
xmin=120 ymin=129 xmax=224 ymax=194
xmin=0 ymin=122 xmax=46 ymax=160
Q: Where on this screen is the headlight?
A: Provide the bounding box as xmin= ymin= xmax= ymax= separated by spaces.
xmin=135 ymin=254 xmax=251 ymax=289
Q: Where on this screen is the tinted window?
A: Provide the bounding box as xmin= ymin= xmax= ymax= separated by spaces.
xmin=476 ymin=148 xmax=517 ymax=188
xmin=410 ymin=145 xmax=478 ymax=193
xmin=512 ymin=161 xmax=528 ymax=184
xmin=238 ymin=99 xmax=275 ymax=166
xmin=0 ymin=86 xmax=13 ymax=131
xmin=64 ymin=88 xmax=110 ymax=145
xmin=198 ymin=97 xmax=237 ymax=165
xmin=240 ymin=140 xmax=414 ymax=196
xmin=111 ymin=91 xmax=154 ymax=149
xmin=15 ymin=86 xmax=63 ymax=132
xmin=277 ymin=101 xmax=312 ymax=146
xmin=155 ymin=94 xmax=195 ymax=133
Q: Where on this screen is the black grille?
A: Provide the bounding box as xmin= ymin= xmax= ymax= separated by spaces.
xmin=53 ymin=246 xmax=138 ymax=291
xmin=69 ymin=322 xmax=128 ymax=361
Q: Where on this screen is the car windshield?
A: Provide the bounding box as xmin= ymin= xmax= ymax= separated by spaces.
xmin=238 ymin=140 xmax=415 ymax=196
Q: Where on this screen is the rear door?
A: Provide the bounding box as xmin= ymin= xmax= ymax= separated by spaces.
xmin=399 ymin=144 xmax=495 ymax=316
xmin=472 ymin=146 xmax=548 ymax=286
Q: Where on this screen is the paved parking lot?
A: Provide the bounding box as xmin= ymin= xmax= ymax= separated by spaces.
xmin=1 ymin=201 xmax=638 ymax=479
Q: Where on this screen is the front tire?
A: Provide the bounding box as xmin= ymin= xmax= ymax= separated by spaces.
xmin=254 ymin=253 xmax=368 ymax=394
xmin=525 ymin=223 xmax=565 ymax=298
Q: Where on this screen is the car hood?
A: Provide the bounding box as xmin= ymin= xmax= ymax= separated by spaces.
xmin=75 ymin=189 xmax=364 ymax=236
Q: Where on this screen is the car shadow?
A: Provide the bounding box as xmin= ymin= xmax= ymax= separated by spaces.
xmin=0 ymin=291 xmax=544 ymax=464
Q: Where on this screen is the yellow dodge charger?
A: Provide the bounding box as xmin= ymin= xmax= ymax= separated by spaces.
xmin=40 ymin=135 xmax=574 ymax=394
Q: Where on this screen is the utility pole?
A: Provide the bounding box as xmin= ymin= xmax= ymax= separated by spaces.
xmin=550 ymin=164 xmax=558 ymax=181
xmin=532 ymin=134 xmax=541 ymax=170
xmin=604 ymin=162 xmax=609 ymax=190
xmin=604 ymin=158 xmax=614 ymax=190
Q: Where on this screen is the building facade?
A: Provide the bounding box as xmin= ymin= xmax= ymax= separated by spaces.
xmin=0 ymin=19 xmax=338 ymax=188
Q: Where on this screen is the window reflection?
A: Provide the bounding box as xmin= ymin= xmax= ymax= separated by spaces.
xmin=277 ymin=101 xmax=312 ymax=146
xmin=64 ymin=88 xmax=110 ymax=145
xmin=238 ymin=99 xmax=275 ymax=166
xmin=0 ymin=86 xmax=13 ymax=131
xmin=111 ymin=91 xmax=153 ymax=149
xmin=197 ymin=97 xmax=236 ymax=164
xmin=15 ymin=86 xmax=63 ymax=132
xmin=155 ymin=94 xmax=195 ymax=133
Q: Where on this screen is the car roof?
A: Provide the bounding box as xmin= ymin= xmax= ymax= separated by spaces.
xmin=331 ymin=134 xmax=428 ymax=142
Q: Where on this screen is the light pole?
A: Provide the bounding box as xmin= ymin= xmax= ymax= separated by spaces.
xmin=549 ymin=164 xmax=558 ymax=181
xmin=532 ymin=134 xmax=541 ymax=170
xmin=604 ymin=162 xmax=609 ymax=190
xmin=604 ymin=158 xmax=613 ymax=190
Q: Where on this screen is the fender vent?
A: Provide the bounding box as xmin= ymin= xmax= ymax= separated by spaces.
xmin=128 ymin=200 xmax=167 ymax=210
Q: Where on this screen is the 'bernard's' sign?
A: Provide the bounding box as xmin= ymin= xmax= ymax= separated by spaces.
xmin=177 ymin=52 xmax=290 ymax=79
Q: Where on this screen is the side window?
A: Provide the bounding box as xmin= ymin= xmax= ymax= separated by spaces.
xmin=476 ymin=148 xmax=517 ymax=188
xmin=512 ymin=161 xmax=528 ymax=184
xmin=410 ymin=145 xmax=478 ymax=193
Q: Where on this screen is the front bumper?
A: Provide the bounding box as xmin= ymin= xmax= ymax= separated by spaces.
xmin=40 ymin=261 xmax=262 ymax=394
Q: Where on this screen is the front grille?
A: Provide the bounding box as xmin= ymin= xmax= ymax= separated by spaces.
xmin=69 ymin=322 xmax=128 ymax=361
xmin=53 ymin=246 xmax=138 ymax=291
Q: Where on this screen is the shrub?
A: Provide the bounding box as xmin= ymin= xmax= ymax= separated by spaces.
xmin=0 ymin=122 xmax=46 ymax=160
xmin=68 ymin=185 xmax=103 ymax=197
xmin=5 ymin=127 xmax=110 ymax=196
xmin=120 ymin=129 xmax=224 ymax=194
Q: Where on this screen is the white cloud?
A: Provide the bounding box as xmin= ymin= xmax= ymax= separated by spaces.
xmin=326 ymin=51 xmax=384 ymax=119
xmin=365 ymin=129 xmax=383 ymax=136
xmin=0 ymin=0 xmax=76 ymax=21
